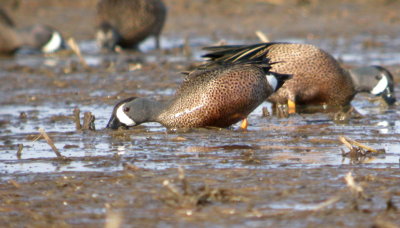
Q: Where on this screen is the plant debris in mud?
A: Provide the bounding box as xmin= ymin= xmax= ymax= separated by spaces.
xmin=333 ymin=107 xmax=360 ymax=124
xmin=339 ymin=136 xmax=385 ymax=164
xmin=73 ymin=108 xmax=96 ymax=131
xmin=158 ymin=167 xmax=247 ymax=209
xmin=16 ymin=144 xmax=23 ymax=159
xmin=241 ymin=150 xmax=262 ymax=164
xmin=33 ymin=128 xmax=71 ymax=161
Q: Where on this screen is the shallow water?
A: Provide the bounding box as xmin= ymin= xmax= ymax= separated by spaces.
xmin=1 ymin=35 xmax=400 ymax=227
xmin=1 ymin=90 xmax=399 ymax=175
xmin=2 ymin=1 xmax=400 ymax=226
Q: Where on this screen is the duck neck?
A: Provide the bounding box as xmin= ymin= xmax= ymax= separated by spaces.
xmin=348 ymin=68 xmax=372 ymax=93
xmin=142 ymin=98 xmax=170 ymax=123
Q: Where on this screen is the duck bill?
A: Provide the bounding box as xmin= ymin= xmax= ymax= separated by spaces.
xmin=106 ymin=115 xmax=125 ymax=129
xmin=381 ymin=87 xmax=396 ymax=105
xmin=60 ymin=40 xmax=67 ymax=50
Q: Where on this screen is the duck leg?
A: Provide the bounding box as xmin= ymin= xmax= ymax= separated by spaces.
xmin=240 ymin=118 xmax=248 ymax=130
xmin=288 ymin=99 xmax=296 ymax=114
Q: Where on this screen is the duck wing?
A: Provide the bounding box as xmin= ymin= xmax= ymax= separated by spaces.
xmin=202 ymin=42 xmax=285 ymax=64
xmin=175 ymin=58 xmax=272 ymax=97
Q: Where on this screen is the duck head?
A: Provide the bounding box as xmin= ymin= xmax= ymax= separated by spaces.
xmin=96 ymin=23 xmax=120 ymax=52
xmin=349 ymin=65 xmax=396 ymax=105
xmin=29 ymin=25 xmax=65 ymax=53
xmin=106 ymin=97 xmax=164 ymax=129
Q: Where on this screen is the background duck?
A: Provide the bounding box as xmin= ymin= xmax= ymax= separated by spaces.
xmin=107 ymin=57 xmax=288 ymax=130
xmin=0 ymin=8 xmax=65 ymax=55
xmin=96 ymin=0 xmax=167 ymax=52
xmin=203 ymin=42 xmax=396 ymax=114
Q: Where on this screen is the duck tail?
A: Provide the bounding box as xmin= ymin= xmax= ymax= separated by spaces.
xmin=202 ymin=42 xmax=281 ymax=64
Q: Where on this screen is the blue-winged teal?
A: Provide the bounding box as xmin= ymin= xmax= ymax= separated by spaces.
xmin=107 ymin=57 xmax=289 ymax=129
xmin=96 ymin=0 xmax=167 ymax=51
xmin=0 ymin=8 xmax=65 ymax=55
xmin=203 ymin=43 xmax=396 ymax=113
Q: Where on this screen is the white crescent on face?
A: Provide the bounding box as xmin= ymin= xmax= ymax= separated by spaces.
xmin=116 ymin=104 xmax=136 ymax=126
xmin=371 ymin=75 xmax=389 ymax=95
xmin=42 ymin=31 xmax=63 ymax=53
xmin=266 ymin=74 xmax=278 ymax=91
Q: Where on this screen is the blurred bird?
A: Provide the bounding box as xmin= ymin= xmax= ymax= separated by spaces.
xmin=96 ymin=0 xmax=167 ymax=52
xmin=0 ymin=8 xmax=65 ymax=55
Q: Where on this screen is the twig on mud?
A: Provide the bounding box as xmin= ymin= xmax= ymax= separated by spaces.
xmin=339 ymin=136 xmax=354 ymax=151
xmin=340 ymin=136 xmax=379 ymax=153
xmin=344 ymin=172 xmax=366 ymax=198
xmin=339 ymin=136 xmax=384 ymax=163
xmin=159 ymin=167 xmax=245 ymax=209
xmin=312 ymin=195 xmax=341 ymax=211
xmin=73 ymin=108 xmax=96 ymax=131
xmin=262 ymin=107 xmax=270 ymax=117
xmin=349 ymin=139 xmax=379 ymax=153
xmin=67 ymin=38 xmax=90 ymax=70
xmin=73 ymin=108 xmax=82 ymax=130
xmin=255 ymin=30 xmax=270 ymax=43
xmin=16 ymin=144 xmax=23 ymax=159
xmin=82 ymin=112 xmax=96 ymax=131
xmin=38 ymin=128 xmax=67 ymax=160
xmin=333 ymin=107 xmax=356 ymax=124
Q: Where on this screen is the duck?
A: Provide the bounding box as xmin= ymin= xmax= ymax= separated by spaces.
xmin=106 ymin=57 xmax=289 ymax=130
xmin=0 ymin=8 xmax=65 ymax=55
xmin=96 ymin=0 xmax=167 ymax=51
xmin=202 ymin=42 xmax=396 ymax=114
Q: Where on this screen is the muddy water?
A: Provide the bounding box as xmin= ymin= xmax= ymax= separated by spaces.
xmin=1 ymin=37 xmax=400 ymax=174
xmin=1 ymin=28 xmax=400 ymax=228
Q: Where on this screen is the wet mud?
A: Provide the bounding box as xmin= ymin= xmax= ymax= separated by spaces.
xmin=1 ymin=0 xmax=400 ymax=227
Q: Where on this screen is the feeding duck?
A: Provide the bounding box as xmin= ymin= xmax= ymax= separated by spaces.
xmin=203 ymin=42 xmax=396 ymax=114
xmin=107 ymin=56 xmax=289 ymax=130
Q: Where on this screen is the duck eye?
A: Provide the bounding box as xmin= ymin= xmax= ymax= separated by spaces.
xmin=375 ymin=75 xmax=382 ymax=80
xmin=123 ymin=106 xmax=130 ymax=113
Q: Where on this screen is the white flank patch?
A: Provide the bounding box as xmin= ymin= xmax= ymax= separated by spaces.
xmin=173 ymin=104 xmax=204 ymax=118
xmin=266 ymin=74 xmax=278 ymax=91
xmin=371 ymin=75 xmax=389 ymax=95
xmin=42 ymin=32 xmax=62 ymax=53
xmin=116 ymin=104 xmax=136 ymax=126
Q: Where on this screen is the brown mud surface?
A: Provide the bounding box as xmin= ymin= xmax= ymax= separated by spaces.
xmin=1 ymin=0 xmax=400 ymax=227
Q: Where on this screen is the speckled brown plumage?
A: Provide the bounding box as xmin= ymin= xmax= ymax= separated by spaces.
xmin=158 ymin=63 xmax=273 ymax=128
xmin=96 ymin=0 xmax=166 ymax=49
xmin=203 ymin=43 xmax=356 ymax=108
xmin=106 ymin=59 xmax=289 ymax=129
